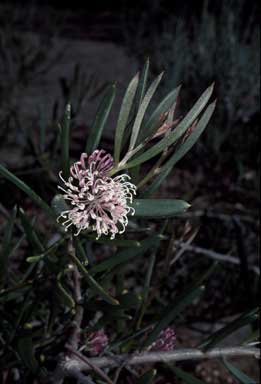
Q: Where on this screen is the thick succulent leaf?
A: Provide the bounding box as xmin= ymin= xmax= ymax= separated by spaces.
xmin=129 ymin=72 xmax=163 ymax=151
xmin=86 ymin=83 xmax=116 ymax=153
xmin=114 ymin=73 xmax=139 ymax=164
xmin=126 ymin=84 xmax=214 ymax=168
xmin=0 ymin=164 xmax=54 ymax=218
xmin=132 ymin=199 xmax=190 ymax=218
xmin=143 ymin=100 xmax=216 ymax=196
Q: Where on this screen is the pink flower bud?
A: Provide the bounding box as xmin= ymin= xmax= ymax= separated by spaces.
xmin=150 ymin=327 xmax=176 ymax=352
xmin=86 ymin=329 xmax=108 ymax=356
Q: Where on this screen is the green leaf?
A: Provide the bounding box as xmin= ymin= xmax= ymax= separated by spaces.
xmin=172 ymin=366 xmax=205 ymax=384
xmin=114 ymin=73 xmax=139 ymax=164
xmin=138 ymin=369 xmax=157 ymax=384
xmin=143 ymin=262 xmax=217 ymax=349
xmin=0 ymin=164 xmax=54 ymax=218
xmin=70 ymin=253 xmax=119 ymax=305
xmin=126 ymin=84 xmax=214 ymax=168
xmin=17 ymin=334 xmax=40 ymax=374
xmin=132 ymin=199 xmax=190 ymax=218
xmin=26 ymin=238 xmax=64 ymax=264
xmin=19 ymin=208 xmax=45 ymax=253
xmin=0 ymin=284 xmax=31 ymax=302
xmin=51 ymin=194 xmax=69 ymax=216
xmin=129 ymin=72 xmax=164 ymax=151
xmin=117 ymin=292 xmax=142 ymax=309
xmin=139 ymin=85 xmax=181 ymax=142
xmin=199 ymin=307 xmax=259 ymax=350
xmin=74 ymin=237 xmax=89 ymax=265
xmin=222 ymin=358 xmax=256 ymax=384
xmin=56 ymin=272 xmax=75 ymax=309
xmin=89 ymin=236 xmax=160 ymax=274
xmin=60 ymin=103 xmax=71 ymax=179
xmin=143 ymin=285 xmax=205 ymax=348
xmin=136 ymin=58 xmax=150 ymax=107
xmin=87 ymin=235 xmax=141 ymax=248
xmin=86 ymin=83 xmax=116 ymax=153
xmin=143 ymin=100 xmax=216 ymax=196
xmin=0 ymin=206 xmax=16 ymax=285
xmin=137 ymin=248 xmax=157 ymax=328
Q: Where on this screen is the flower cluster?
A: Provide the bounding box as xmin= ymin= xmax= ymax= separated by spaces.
xmin=85 ymin=329 xmax=108 ymax=356
xmin=149 ymin=327 xmax=176 ymax=352
xmin=57 ymin=150 xmax=136 ymax=239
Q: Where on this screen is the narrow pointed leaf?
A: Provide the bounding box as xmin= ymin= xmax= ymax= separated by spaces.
xmin=56 ymin=273 xmax=75 ymax=309
xmin=74 ymin=237 xmax=89 ymax=265
xmin=132 ymin=199 xmax=190 ymax=218
xmin=143 ymin=100 xmax=216 ymax=196
xmin=90 ymin=236 xmax=160 ymax=274
xmin=126 ymin=84 xmax=214 ymax=168
xmin=143 ymin=285 xmax=205 ymax=348
xmin=0 ymin=164 xmax=54 ymax=218
xmin=222 ymin=358 xmax=255 ymax=384
xmin=19 ymin=208 xmax=45 ymax=253
xmin=143 ymin=262 xmax=217 ymax=348
xmin=136 ymin=58 xmax=150 ymax=107
xmin=173 ymin=367 xmax=205 ymax=384
xmin=114 ymin=73 xmax=139 ymax=164
xmin=139 ymin=85 xmax=181 ymax=142
xmin=61 ymin=103 xmax=71 ymax=179
xmin=87 ymin=235 xmax=141 ymax=248
xmin=199 ymin=308 xmax=259 ymax=350
xmin=129 ymin=72 xmax=163 ymax=151
xmin=17 ymin=335 xmax=40 ymax=374
xmin=138 ymin=369 xmax=157 ymax=384
xmin=86 ymin=83 xmax=116 ymax=153
xmin=70 ymin=253 xmax=119 ymax=305
xmin=0 ymin=207 xmax=16 ymax=284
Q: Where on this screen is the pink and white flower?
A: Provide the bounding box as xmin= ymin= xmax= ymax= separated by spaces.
xmin=57 ymin=150 xmax=136 ymax=239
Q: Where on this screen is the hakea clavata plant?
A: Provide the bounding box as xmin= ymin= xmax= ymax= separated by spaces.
xmin=57 ymin=149 xmax=136 ymax=239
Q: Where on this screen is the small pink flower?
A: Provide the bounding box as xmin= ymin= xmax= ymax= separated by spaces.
xmin=149 ymin=327 xmax=176 ymax=352
xmin=86 ymin=329 xmax=108 ymax=356
xmin=57 ymin=150 xmax=136 ymax=239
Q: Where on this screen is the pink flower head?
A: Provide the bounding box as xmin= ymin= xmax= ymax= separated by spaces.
xmin=57 ymin=150 xmax=136 ymax=239
xmin=150 ymin=327 xmax=176 ymax=352
xmin=86 ymin=329 xmax=108 ymax=356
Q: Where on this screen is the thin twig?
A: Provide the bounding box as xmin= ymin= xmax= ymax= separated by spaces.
xmin=172 ymin=241 xmax=260 ymax=275
xmin=179 ymin=209 xmax=258 ymax=225
xmin=60 ymin=346 xmax=260 ymax=372
xmin=66 ymin=345 xmax=114 ymax=384
xmin=67 ymin=238 xmax=84 ymax=350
